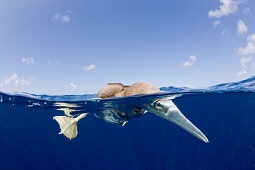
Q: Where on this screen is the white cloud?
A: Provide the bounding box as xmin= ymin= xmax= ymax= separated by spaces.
xmin=237 ymin=56 xmax=251 ymax=77
xmin=237 ymin=34 xmax=255 ymax=77
xmin=237 ymin=20 xmax=248 ymax=35
xmin=70 ymin=82 xmax=77 ymax=89
xmin=48 ymin=59 xmax=59 ymax=65
xmin=214 ymin=20 xmax=221 ymax=27
xmin=0 ymin=73 xmax=31 ymax=87
xmin=22 ymin=57 xmax=34 ymax=65
xmin=52 ymin=10 xmax=73 ymax=22
xmin=183 ymin=56 xmax=196 ymax=67
xmin=221 ymin=28 xmax=228 ymax=35
xmin=238 ymin=34 xmax=255 ymax=56
xmin=84 ymin=64 xmax=96 ymax=71
xmin=242 ymin=8 xmax=250 ymax=14
xmin=247 ymin=34 xmax=255 ymax=42
xmin=208 ymin=0 xmax=239 ymax=18
xmin=52 ymin=13 xmax=60 ymax=20
xmin=61 ymin=15 xmax=70 ymax=22
xmin=240 ymin=56 xmax=252 ymax=68
xmin=237 ymin=69 xmax=247 ymax=77
xmin=65 ymin=10 xmax=74 ymax=14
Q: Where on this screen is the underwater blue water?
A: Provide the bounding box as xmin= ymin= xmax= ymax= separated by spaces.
xmin=1 ymin=77 xmax=255 ymax=170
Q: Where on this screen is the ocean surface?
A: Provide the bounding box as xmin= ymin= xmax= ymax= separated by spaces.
xmin=1 ymin=77 xmax=255 ymax=170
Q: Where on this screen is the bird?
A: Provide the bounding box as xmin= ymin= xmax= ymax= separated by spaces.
xmin=97 ymin=82 xmax=161 ymax=99
xmin=53 ymin=82 xmax=209 ymax=143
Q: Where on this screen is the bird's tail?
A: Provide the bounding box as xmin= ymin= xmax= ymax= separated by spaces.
xmin=53 ymin=113 xmax=88 ymax=140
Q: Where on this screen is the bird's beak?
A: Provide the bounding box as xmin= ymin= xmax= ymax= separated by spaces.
xmin=148 ymin=99 xmax=209 ymax=143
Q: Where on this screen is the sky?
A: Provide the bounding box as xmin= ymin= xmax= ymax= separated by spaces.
xmin=0 ymin=0 xmax=255 ymax=94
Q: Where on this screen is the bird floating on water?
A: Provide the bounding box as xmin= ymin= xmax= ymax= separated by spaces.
xmin=53 ymin=82 xmax=209 ymax=143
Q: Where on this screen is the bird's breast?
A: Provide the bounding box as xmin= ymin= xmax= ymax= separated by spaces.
xmin=93 ymin=107 xmax=146 ymax=124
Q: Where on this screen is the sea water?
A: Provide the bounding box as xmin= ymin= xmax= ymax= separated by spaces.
xmin=0 ymin=77 xmax=255 ymax=170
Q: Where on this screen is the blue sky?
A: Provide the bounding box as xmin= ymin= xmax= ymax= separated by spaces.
xmin=0 ymin=0 xmax=255 ymax=94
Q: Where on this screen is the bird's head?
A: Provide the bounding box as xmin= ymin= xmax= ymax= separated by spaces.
xmin=148 ymin=99 xmax=209 ymax=143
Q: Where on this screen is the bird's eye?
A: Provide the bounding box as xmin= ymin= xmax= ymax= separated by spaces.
xmin=154 ymin=102 xmax=163 ymax=110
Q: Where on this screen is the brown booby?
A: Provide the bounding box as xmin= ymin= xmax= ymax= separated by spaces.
xmin=53 ymin=82 xmax=209 ymax=143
